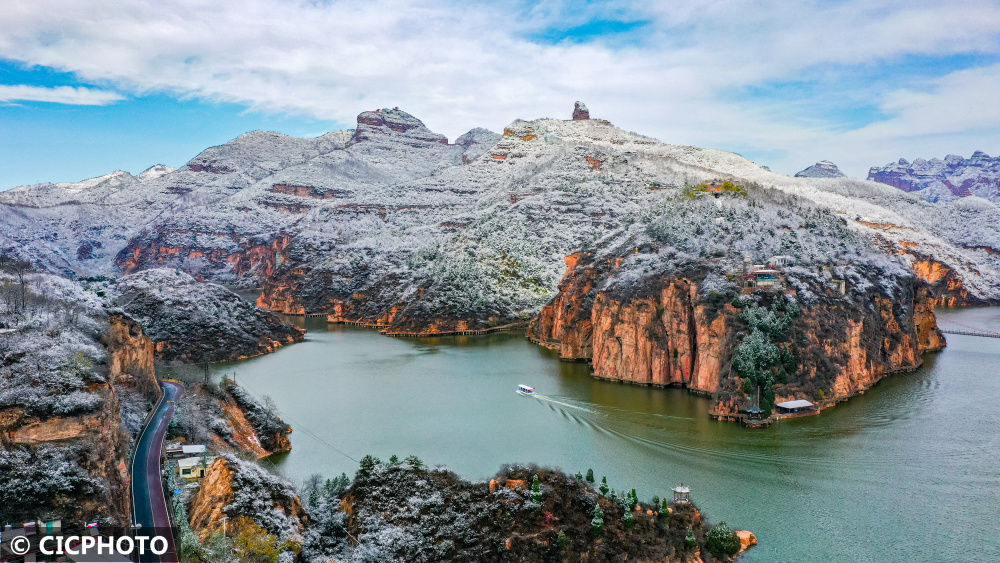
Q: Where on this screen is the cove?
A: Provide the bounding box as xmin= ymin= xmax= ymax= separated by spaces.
xmin=165 ymin=307 xmax=1000 ymax=561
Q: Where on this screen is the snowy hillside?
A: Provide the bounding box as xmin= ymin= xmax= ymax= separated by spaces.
xmin=2 ymin=103 xmax=998 ymax=332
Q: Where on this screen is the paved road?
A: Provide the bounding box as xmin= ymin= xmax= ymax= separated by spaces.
xmin=131 ymin=381 xmax=182 ymax=563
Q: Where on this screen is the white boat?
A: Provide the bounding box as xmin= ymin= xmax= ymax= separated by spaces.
xmin=516 ymin=384 xmax=536 ymax=396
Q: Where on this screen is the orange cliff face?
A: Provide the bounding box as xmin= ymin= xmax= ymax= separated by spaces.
xmin=115 ymin=230 xmax=293 ymax=281
xmin=529 ymin=252 xmax=946 ymax=413
xmin=188 ymin=456 xmax=306 ymax=541
xmin=911 ymin=256 xmax=981 ymax=307
xmin=2 ymin=314 xmax=159 ymax=525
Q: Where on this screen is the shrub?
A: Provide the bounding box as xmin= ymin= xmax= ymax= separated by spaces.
xmin=557 ymin=530 xmax=569 ymax=550
xmin=706 ymin=521 xmax=741 ymax=557
xmin=685 ymin=526 xmax=697 ymax=548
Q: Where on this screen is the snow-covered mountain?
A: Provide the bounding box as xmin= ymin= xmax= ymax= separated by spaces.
xmin=795 ymin=160 xmax=845 ymax=178
xmin=2 ymin=104 xmax=999 ymax=331
xmin=868 ymin=151 xmax=1000 ymax=202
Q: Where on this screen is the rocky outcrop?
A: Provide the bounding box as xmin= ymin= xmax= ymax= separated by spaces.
xmin=736 ymin=530 xmax=757 ymax=554
xmin=352 ymin=107 xmax=448 ymax=145
xmin=530 ymin=249 xmax=945 ymax=414
xmin=572 ymin=101 xmax=590 ymax=120
xmin=188 ymin=455 xmax=306 ymax=541
xmin=188 ymin=457 xmax=237 ymax=539
xmin=338 ymin=461 xmax=719 ymax=561
xmin=115 ymin=229 xmax=294 ymax=283
xmin=110 ymin=269 xmax=304 ymax=363
xmin=795 ymin=160 xmax=844 ymax=178
xmin=868 ymin=151 xmax=1000 ymax=202
xmin=911 ymin=256 xmax=984 ymax=307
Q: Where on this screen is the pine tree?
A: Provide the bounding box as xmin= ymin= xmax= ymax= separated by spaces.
xmin=627 ymin=488 xmax=639 ymax=508
xmin=530 ymin=474 xmax=542 ymax=503
xmin=591 ymin=504 xmax=604 ymax=538
xmin=404 ymin=455 xmax=423 ymax=470
xmin=599 ymin=476 xmax=609 ymax=495
xmin=623 ymin=508 xmax=635 ymax=531
xmin=585 ymin=468 xmax=595 ymax=483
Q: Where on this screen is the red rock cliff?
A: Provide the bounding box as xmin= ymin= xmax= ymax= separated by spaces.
xmin=529 ymin=252 xmax=946 ymax=413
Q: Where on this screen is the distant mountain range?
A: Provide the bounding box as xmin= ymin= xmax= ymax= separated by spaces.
xmin=867 ymin=151 xmax=1000 ymax=202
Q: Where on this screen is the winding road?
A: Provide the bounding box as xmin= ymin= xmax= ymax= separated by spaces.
xmin=131 ymin=380 xmax=182 ymax=563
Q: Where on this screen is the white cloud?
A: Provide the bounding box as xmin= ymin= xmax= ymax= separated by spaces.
xmin=0 ymin=84 xmax=124 ymax=105
xmin=0 ymin=0 xmax=998 ymax=176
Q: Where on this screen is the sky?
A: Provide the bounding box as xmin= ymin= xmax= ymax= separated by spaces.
xmin=1 ymin=0 xmax=1000 ymax=188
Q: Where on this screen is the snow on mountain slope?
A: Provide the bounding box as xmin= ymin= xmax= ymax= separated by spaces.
xmin=794 ymin=160 xmax=845 ymax=178
xmin=2 ymin=104 xmax=998 ymax=323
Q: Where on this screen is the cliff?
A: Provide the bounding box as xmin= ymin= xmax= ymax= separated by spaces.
xmin=529 ymin=242 xmax=945 ymax=415
xmin=0 ymin=289 xmax=158 ymax=525
xmin=188 ymin=455 xmax=306 ymax=541
xmin=911 ymin=255 xmax=985 ymax=307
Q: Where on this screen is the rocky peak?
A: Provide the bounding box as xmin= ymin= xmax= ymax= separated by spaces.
xmin=572 ymin=101 xmax=590 ymax=121
xmin=794 ymin=160 xmax=845 ymax=178
xmin=868 ymin=151 xmax=1000 ymax=202
xmin=351 ymin=107 xmax=448 ymax=145
xmin=137 ymin=164 xmax=175 ymax=182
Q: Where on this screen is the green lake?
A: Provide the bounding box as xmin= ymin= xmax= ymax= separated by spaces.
xmin=166 ymin=307 xmax=1000 ymax=561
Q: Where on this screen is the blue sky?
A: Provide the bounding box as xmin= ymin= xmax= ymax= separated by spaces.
xmin=1 ymin=0 xmax=999 ymax=188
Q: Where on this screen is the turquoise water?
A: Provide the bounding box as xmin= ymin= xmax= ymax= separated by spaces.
xmin=166 ymin=307 xmax=1000 ymax=561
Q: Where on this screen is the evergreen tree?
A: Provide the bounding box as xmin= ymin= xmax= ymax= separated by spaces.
xmin=404 ymin=455 xmax=424 ymax=470
xmin=591 ymin=504 xmax=604 ymax=538
xmin=585 ymin=468 xmax=595 ymax=483
xmin=685 ymin=526 xmax=697 ymax=548
xmin=623 ymin=507 xmax=635 ymax=531
xmin=599 ymin=476 xmax=609 ymax=495
xmin=530 ymin=474 xmax=542 ymax=503
xmin=706 ymin=522 xmax=741 ymax=557
xmin=356 ymin=454 xmax=381 ymax=480
xmin=557 ymin=530 xmax=569 ymax=550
